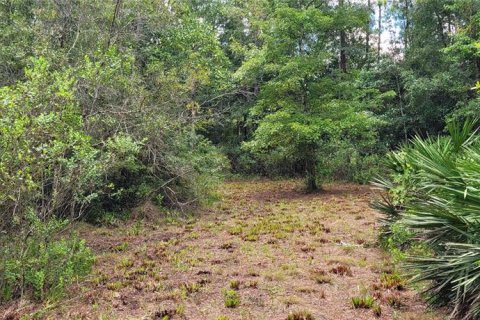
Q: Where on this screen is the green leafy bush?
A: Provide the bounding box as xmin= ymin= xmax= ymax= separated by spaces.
xmin=0 ymin=57 xmax=103 ymax=229
xmin=375 ymin=119 xmax=480 ymax=319
xmin=0 ymin=213 xmax=94 ymax=302
xmin=77 ymin=48 xmax=228 ymax=214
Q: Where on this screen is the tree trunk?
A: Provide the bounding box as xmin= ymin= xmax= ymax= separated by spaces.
xmin=304 ymin=146 xmax=318 ymax=192
xmin=107 ymin=0 xmax=122 ymax=48
xmin=366 ymin=0 xmax=371 ymax=66
xmin=403 ymin=0 xmax=410 ymax=49
xmin=378 ymin=1 xmax=382 ymax=62
xmin=339 ymin=0 xmax=347 ymax=72
xmin=305 ymin=159 xmax=317 ymax=192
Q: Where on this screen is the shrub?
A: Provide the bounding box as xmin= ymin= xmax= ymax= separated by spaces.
xmin=318 ymin=140 xmax=384 ymax=184
xmin=0 ymin=213 xmax=94 ymax=302
xmin=0 ymin=57 xmax=103 ymax=230
xmin=374 ymin=119 xmax=480 ymax=319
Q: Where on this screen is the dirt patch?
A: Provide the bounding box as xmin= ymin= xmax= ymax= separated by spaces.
xmin=1 ymin=179 xmax=442 ymax=320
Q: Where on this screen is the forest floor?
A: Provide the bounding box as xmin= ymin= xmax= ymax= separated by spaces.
xmin=4 ymin=179 xmax=443 ymax=320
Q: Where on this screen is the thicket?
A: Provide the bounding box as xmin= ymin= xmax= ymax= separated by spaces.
xmin=0 ymin=0 xmax=229 ymax=301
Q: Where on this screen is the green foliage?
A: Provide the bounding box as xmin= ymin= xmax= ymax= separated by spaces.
xmin=223 ymin=289 xmax=241 ymax=308
xmin=351 ymin=295 xmax=375 ymax=309
xmin=0 ymin=213 xmax=94 ymax=302
xmin=0 ymin=2 xmax=230 ymax=304
xmin=0 ymin=57 xmax=102 ymax=229
xmin=375 ymin=119 xmax=480 ymax=319
xmin=241 ymin=4 xmax=379 ymax=190
xmin=2 ymin=2 xmax=480 ymax=315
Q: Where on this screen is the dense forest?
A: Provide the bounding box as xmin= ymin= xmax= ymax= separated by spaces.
xmin=2 ymin=0 xmax=480 ymax=319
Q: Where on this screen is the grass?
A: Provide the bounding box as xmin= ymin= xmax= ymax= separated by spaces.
xmin=329 ymin=264 xmax=352 ymax=276
xmin=229 ymin=279 xmax=241 ymax=290
xmin=286 ymin=310 xmax=315 ymax=320
xmin=282 ymin=295 xmax=302 ymax=306
xmin=351 ymin=295 xmax=375 ymax=309
xmin=372 ymin=303 xmax=382 ymax=317
xmin=380 ymin=271 xmax=405 ymax=290
xmin=223 ymin=289 xmax=241 ymax=308
xmin=180 ymin=282 xmax=202 ymax=296
xmin=11 ymin=179 xmax=443 ymax=320
xmin=310 ymin=268 xmax=332 ymax=284
xmin=351 ymin=294 xmax=382 ymax=317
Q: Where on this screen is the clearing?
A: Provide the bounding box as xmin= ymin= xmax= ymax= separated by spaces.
xmin=5 ymin=180 xmax=441 ymax=320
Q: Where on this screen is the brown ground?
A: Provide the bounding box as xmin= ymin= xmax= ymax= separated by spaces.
xmin=2 ymin=179 xmax=443 ymax=320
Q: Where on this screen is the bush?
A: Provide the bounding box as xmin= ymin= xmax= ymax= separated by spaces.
xmin=0 ymin=213 xmax=94 ymax=302
xmin=0 ymin=57 xmax=103 ymax=229
xmin=77 ymin=48 xmax=228 ymax=212
xmin=318 ymin=141 xmax=384 ymax=184
xmin=374 ymin=119 xmax=480 ymax=319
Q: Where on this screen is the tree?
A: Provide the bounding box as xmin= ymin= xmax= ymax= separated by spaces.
xmin=241 ymin=3 xmax=378 ymax=190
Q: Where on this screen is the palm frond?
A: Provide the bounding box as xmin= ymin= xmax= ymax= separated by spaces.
xmin=374 ymin=119 xmax=480 ymax=319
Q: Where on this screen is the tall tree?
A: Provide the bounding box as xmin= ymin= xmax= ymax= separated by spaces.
xmin=339 ymin=0 xmax=347 ymax=72
xmin=241 ymin=2 xmax=377 ymax=190
xmin=366 ymin=0 xmax=372 ymax=64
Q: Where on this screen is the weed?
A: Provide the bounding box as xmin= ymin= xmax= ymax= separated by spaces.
xmin=228 ymin=225 xmax=243 ymax=235
xmin=112 ymin=242 xmax=129 ymax=252
xmin=230 ymin=280 xmax=241 ymax=290
xmin=220 ymin=242 xmax=235 ymax=250
xmin=380 ymin=272 xmax=405 ymax=290
xmin=329 ymin=265 xmax=352 ymax=277
xmin=342 ymin=245 xmax=355 ymax=254
xmin=223 ymin=289 xmax=241 ymax=308
xmin=351 ymin=295 xmax=375 ymax=309
xmin=300 ymin=245 xmax=316 ymax=253
xmin=154 ymin=308 xmax=176 ymax=319
xmin=385 ymin=293 xmax=403 ymax=307
xmin=187 ymin=231 xmax=200 ymax=239
xmin=243 ymin=233 xmax=259 ymax=242
xmin=372 ymin=303 xmax=382 ymax=317
xmin=127 ymin=220 xmax=144 ymax=236
xmin=92 ymin=273 xmax=108 ymax=285
xmin=247 ymin=270 xmax=260 ymax=277
xmin=314 ymin=275 xmax=332 ymax=284
xmin=117 ymin=257 xmax=134 ymax=269
xmin=169 ymin=246 xmax=200 ymax=271
xmin=180 ymin=282 xmax=202 ymax=296
xmin=263 ymin=269 xmax=286 ymax=281
xmin=283 ymin=295 xmax=302 ymax=307
xmin=310 ymin=268 xmax=332 ymax=284
xmin=286 ymin=310 xmax=315 ymax=320
xmin=176 ymin=304 xmax=185 ymax=316
xmin=297 ymin=286 xmax=317 ymax=293
xmin=106 ymin=281 xmax=126 ymax=291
